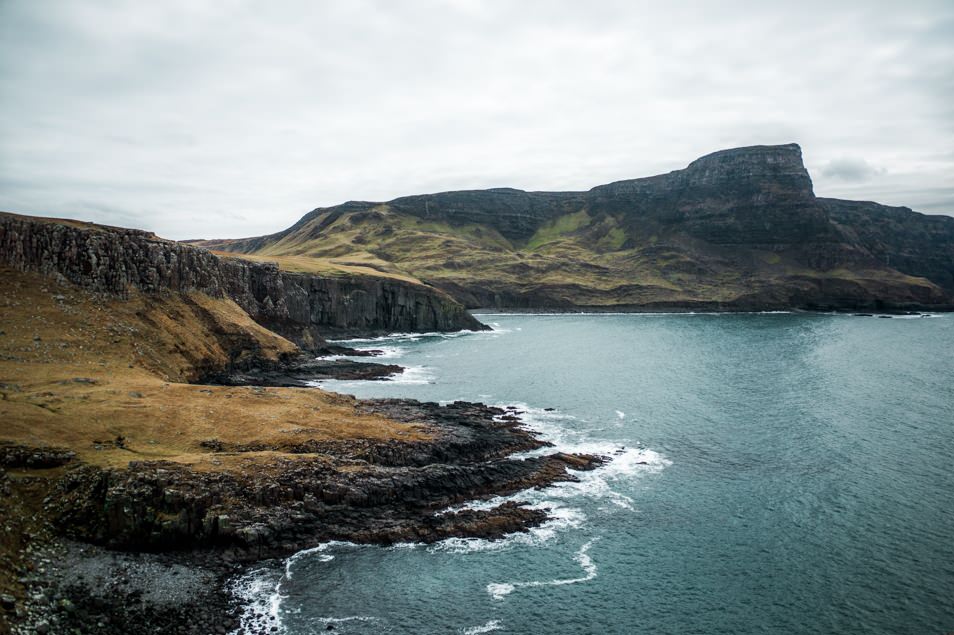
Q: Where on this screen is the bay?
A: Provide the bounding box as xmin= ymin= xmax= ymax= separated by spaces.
xmin=235 ymin=312 xmax=954 ymax=635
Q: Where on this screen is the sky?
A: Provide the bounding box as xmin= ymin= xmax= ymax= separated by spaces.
xmin=1 ymin=0 xmax=952 ymax=240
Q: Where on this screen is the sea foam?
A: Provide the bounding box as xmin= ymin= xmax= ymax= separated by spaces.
xmin=461 ymin=620 xmax=502 ymax=634
xmin=486 ymin=539 xmax=600 ymax=600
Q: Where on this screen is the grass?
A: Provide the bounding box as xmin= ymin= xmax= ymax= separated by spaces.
xmin=0 ymin=268 xmax=430 ymax=472
xmin=525 ymin=210 xmax=591 ymax=250
xmin=214 ymin=251 xmax=425 ymax=284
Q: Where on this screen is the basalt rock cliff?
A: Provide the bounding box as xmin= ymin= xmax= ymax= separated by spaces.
xmin=0 ymin=212 xmax=485 ymax=349
xmin=197 ymin=144 xmax=954 ymax=312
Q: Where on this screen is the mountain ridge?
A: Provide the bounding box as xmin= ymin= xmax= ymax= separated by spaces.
xmin=192 ymin=143 xmax=954 ymax=311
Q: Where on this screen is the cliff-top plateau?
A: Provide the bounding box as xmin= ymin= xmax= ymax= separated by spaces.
xmin=194 ymin=143 xmax=954 ymax=312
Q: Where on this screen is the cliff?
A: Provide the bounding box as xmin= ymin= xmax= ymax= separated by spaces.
xmin=196 ymin=144 xmax=954 ymax=312
xmin=0 ymin=212 xmax=486 ymax=349
xmin=821 ymin=198 xmax=954 ymax=294
xmin=0 ymin=265 xmax=590 ymax=635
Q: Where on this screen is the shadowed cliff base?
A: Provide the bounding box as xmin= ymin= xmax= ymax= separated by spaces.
xmin=195 ymin=143 xmax=954 ymax=312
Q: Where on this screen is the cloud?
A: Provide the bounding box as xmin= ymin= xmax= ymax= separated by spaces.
xmin=821 ymin=158 xmax=886 ymax=182
xmin=1 ymin=0 xmax=953 ymax=239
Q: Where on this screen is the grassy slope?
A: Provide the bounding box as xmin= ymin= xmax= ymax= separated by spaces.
xmin=203 ymin=204 xmax=940 ymax=307
xmin=0 ymin=267 xmax=429 ymax=472
xmin=0 ymin=266 xmax=434 ymax=617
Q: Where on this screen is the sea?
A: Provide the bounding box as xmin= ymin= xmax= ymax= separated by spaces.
xmin=231 ymin=312 xmax=954 ymax=635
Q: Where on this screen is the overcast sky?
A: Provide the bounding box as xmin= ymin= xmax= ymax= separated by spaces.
xmin=1 ymin=0 xmax=952 ymax=240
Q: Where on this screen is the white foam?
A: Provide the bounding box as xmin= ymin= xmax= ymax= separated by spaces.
xmin=366 ymin=345 xmax=407 ymax=358
xmin=230 ymin=567 xmax=285 ymax=635
xmin=231 ymin=541 xmax=366 ymax=634
xmin=317 ymin=345 xmax=407 ymax=362
xmin=431 ymin=404 xmax=670 ymax=553
xmin=461 ymin=620 xmax=502 ymax=634
xmin=313 ymin=616 xmax=379 ymax=625
xmin=429 ymin=504 xmax=585 ymax=554
xmin=330 ymin=329 xmax=485 ymax=344
xmin=283 ymin=541 xmax=353 ymax=579
xmin=615 ymin=410 xmax=625 ymax=419
xmin=486 ymin=539 xmax=600 ymax=600
xmin=387 ymin=365 xmax=436 ymax=385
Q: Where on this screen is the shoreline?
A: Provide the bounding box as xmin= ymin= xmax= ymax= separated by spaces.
xmin=470 ymin=306 xmax=951 ymax=316
xmin=4 ymin=395 xmax=603 ymax=635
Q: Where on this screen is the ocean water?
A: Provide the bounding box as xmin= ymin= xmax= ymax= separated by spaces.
xmin=233 ymin=313 xmax=954 ymax=635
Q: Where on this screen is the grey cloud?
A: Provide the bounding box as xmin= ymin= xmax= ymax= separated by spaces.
xmin=821 ymin=158 xmax=886 ymax=182
xmin=1 ymin=0 xmax=953 ymax=240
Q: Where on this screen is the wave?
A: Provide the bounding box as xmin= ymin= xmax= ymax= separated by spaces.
xmin=461 ymin=620 xmax=502 ymax=634
xmin=230 ymin=567 xmax=285 ymax=635
xmin=430 ymin=405 xmax=669 ymax=555
xmin=486 ymin=539 xmax=600 ymax=601
xmin=387 ymin=365 xmax=436 ymax=385
xmin=230 ymin=400 xmax=668 ymax=630
xmin=429 ymin=505 xmax=586 ymax=554
xmin=330 ymin=329 xmax=486 ymax=344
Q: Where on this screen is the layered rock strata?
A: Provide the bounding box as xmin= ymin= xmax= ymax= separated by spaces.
xmin=0 ymin=212 xmax=486 ymax=350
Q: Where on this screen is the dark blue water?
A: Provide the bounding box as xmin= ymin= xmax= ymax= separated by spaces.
xmin=234 ymin=313 xmax=954 ymax=635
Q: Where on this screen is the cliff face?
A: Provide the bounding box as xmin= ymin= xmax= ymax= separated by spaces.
xmin=589 ymin=144 xmax=839 ymax=248
xmin=0 ymin=213 xmax=486 ymax=349
xmin=822 ymin=198 xmax=954 ymax=294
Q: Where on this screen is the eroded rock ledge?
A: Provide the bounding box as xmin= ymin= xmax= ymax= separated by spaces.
xmin=0 ymin=212 xmax=487 ymax=351
xmin=46 ymin=400 xmax=600 ymax=557
xmin=5 ymin=400 xmax=603 ymax=635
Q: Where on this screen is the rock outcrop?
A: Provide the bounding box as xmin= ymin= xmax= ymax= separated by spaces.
xmin=0 ymin=213 xmax=486 ymax=349
xmin=47 ymin=401 xmax=599 ymax=555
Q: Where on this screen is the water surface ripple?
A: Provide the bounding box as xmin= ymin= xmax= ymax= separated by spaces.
xmin=236 ymin=313 xmax=954 ymax=635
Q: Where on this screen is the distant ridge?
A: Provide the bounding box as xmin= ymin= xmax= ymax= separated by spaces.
xmin=192 ymin=144 xmax=954 ymax=312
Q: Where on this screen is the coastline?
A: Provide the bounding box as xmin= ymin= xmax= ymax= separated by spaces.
xmin=3 ymin=395 xmax=603 ymax=635
xmin=470 ymin=305 xmax=953 ymax=315
xmin=0 ymin=264 xmax=598 ymax=634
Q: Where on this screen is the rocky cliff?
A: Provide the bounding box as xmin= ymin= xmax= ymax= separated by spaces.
xmin=197 ymin=143 xmax=954 ymax=311
xmin=821 ymin=198 xmax=954 ymax=294
xmin=0 ymin=212 xmax=486 ymax=349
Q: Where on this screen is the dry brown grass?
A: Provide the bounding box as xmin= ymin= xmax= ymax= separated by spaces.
xmin=213 ymin=251 xmax=424 ymax=284
xmin=0 ymin=267 xmax=429 ymax=473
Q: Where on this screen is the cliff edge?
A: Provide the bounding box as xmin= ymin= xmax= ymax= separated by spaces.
xmin=0 ymin=212 xmax=486 ymax=350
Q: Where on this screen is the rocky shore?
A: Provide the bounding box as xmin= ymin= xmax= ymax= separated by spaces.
xmin=0 ymin=217 xmax=598 ymax=634
xmin=208 ymin=354 xmax=404 ymax=387
xmin=3 ymin=399 xmax=603 ymax=635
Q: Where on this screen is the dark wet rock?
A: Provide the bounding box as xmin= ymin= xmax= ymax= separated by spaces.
xmin=211 ymin=357 xmax=403 ymax=386
xmin=10 ymin=539 xmax=241 ymax=635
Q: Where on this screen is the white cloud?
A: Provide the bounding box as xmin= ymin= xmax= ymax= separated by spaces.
xmin=1 ymin=0 xmax=952 ymax=239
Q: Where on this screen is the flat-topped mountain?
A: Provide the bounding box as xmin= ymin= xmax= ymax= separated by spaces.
xmin=196 ymin=143 xmax=954 ymax=311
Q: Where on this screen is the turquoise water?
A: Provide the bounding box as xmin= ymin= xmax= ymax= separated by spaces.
xmin=235 ymin=313 xmax=954 ymax=635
